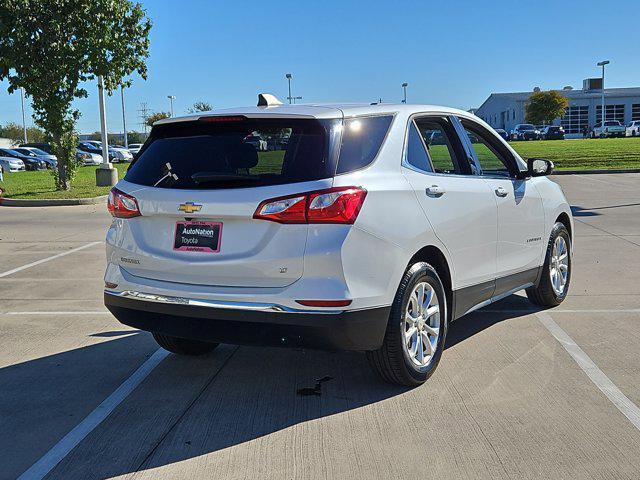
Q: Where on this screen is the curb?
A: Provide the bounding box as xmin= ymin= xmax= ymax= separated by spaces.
xmin=552 ymin=169 xmax=640 ymax=175
xmin=0 ymin=195 xmax=108 ymax=207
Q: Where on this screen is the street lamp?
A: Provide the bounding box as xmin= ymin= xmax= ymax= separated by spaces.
xmin=597 ymin=60 xmax=610 ymax=124
xmin=285 ymin=73 xmax=293 ymax=104
xmin=120 ymin=85 xmax=128 ymax=149
xmin=167 ymin=95 xmax=176 ymax=117
xmin=401 ymin=82 xmax=408 ymax=104
xmin=20 ymin=87 xmax=27 ymax=143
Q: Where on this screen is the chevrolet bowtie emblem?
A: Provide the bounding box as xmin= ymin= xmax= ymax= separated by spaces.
xmin=178 ymin=202 xmax=202 ymax=214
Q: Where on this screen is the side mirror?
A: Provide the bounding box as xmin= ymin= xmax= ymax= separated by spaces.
xmin=527 ymin=158 xmax=553 ymax=177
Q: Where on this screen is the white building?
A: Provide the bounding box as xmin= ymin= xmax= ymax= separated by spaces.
xmin=475 ymin=80 xmax=640 ymax=137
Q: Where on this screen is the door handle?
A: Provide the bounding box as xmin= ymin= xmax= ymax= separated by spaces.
xmin=426 ymin=185 xmax=445 ymax=197
xmin=495 ymin=186 xmax=508 ymax=197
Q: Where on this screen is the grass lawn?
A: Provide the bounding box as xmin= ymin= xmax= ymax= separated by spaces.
xmin=0 ymin=163 xmax=129 ymax=200
xmin=508 ymin=137 xmax=640 ymax=170
xmin=1 ymin=138 xmax=639 ymax=200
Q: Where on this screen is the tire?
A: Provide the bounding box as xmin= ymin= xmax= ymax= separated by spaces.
xmin=152 ymin=332 xmax=219 ymax=356
xmin=367 ymin=262 xmax=448 ymax=387
xmin=526 ymin=222 xmax=571 ymax=307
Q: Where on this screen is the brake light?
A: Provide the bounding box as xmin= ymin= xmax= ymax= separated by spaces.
xmin=108 ymin=188 xmax=141 ymax=218
xmin=199 ymin=115 xmax=246 ymax=122
xmin=253 ymin=187 xmax=367 ymax=224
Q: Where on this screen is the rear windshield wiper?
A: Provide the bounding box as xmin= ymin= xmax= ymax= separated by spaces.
xmin=191 ymin=172 xmax=261 ymax=184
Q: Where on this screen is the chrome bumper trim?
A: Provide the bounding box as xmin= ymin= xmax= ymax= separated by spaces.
xmin=105 ymin=290 xmax=345 ymax=315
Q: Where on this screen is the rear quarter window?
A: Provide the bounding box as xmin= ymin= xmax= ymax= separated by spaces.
xmin=335 ymin=115 xmax=393 ymax=174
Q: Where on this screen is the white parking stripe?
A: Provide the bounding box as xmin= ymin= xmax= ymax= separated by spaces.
xmin=16 ymin=348 xmax=169 ymax=480
xmin=0 ymin=241 xmax=102 ymax=278
xmin=536 ymin=311 xmax=640 ymax=431
xmin=1 ymin=311 xmax=111 ymax=315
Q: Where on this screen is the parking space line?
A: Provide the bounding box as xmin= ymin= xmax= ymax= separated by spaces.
xmin=16 ymin=348 xmax=169 ymax=480
xmin=1 ymin=311 xmax=111 ymax=315
xmin=0 ymin=241 xmax=102 ymax=278
xmin=535 ymin=311 xmax=640 ymax=431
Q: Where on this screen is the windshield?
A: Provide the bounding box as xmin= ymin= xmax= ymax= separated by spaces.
xmin=604 ymin=121 xmax=620 ymax=126
xmin=520 ymin=124 xmax=535 ymax=131
xmin=29 ymin=148 xmax=49 ymax=155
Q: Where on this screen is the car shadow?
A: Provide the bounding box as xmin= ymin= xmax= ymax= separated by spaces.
xmin=4 ymin=296 xmax=544 ymax=479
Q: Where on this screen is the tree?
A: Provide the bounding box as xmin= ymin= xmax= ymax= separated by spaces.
xmin=525 ymin=90 xmax=569 ymax=125
xmin=187 ymin=101 xmax=213 ymax=113
xmin=0 ymin=0 xmax=151 ymax=190
xmin=0 ymin=122 xmax=46 ymax=144
xmin=145 ymin=111 xmax=171 ymax=127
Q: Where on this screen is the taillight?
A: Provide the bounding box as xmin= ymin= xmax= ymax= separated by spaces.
xmin=108 ymin=188 xmax=141 ymax=218
xmin=253 ymin=187 xmax=367 ymax=224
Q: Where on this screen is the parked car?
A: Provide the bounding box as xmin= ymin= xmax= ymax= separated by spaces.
xmin=0 ymin=156 xmax=25 ymax=172
xmin=104 ymin=100 xmax=573 ymax=387
xmin=83 ymin=141 xmax=133 ymax=162
xmin=510 ymin=124 xmax=538 ymax=140
xmin=0 ymin=148 xmax=46 ymax=170
xmin=534 ymin=125 xmax=546 ymax=139
xmin=78 ymin=141 xmax=103 ymax=155
xmin=128 ymin=143 xmax=144 ymax=155
xmin=626 ymin=120 xmax=640 ymax=137
xmin=494 ymin=128 xmax=509 ymax=141
xmin=540 ymin=125 xmax=565 ymax=140
xmin=76 ymin=149 xmax=103 ymax=166
xmin=591 ymin=120 xmax=626 ymax=138
xmin=20 ymin=142 xmax=53 ymax=154
xmin=14 ymin=147 xmax=58 ymax=169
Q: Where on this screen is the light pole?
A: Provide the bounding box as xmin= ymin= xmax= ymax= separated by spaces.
xmin=401 ymin=82 xmax=408 ymax=104
xmin=95 ymin=75 xmax=118 ymax=186
xmin=120 ymin=85 xmax=128 ymax=149
xmin=167 ymin=95 xmax=176 ymax=117
xmin=285 ymin=73 xmax=293 ymax=104
xmin=20 ymin=87 xmax=27 ymax=143
xmin=597 ymin=60 xmax=610 ymax=124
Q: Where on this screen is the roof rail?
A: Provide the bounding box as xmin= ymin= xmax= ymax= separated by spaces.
xmin=257 ymin=93 xmax=283 ymax=107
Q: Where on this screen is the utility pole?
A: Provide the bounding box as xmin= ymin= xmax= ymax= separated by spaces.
xmin=138 ymin=102 xmax=150 ymax=136
xmin=20 ymin=87 xmax=27 ymax=144
xmin=95 ymin=76 xmax=117 ymax=186
xmin=402 ymin=83 xmax=408 ymax=104
xmin=167 ymin=95 xmax=176 ymax=117
xmin=120 ymin=85 xmax=128 ymax=149
xmin=597 ymin=60 xmax=610 ymax=125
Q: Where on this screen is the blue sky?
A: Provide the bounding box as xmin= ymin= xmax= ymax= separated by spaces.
xmin=1 ymin=0 xmax=639 ymax=134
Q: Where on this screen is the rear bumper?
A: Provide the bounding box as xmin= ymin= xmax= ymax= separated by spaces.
xmin=105 ymin=291 xmax=390 ymax=351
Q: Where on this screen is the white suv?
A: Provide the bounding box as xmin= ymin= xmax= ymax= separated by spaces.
xmin=104 ymin=98 xmax=573 ymax=386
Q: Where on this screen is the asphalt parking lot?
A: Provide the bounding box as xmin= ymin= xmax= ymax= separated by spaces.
xmin=1 ymin=173 xmax=640 ymax=480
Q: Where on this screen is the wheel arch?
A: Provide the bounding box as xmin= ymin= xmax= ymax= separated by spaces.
xmin=408 ymin=245 xmax=453 ymax=321
xmin=555 ymin=211 xmax=573 ymax=241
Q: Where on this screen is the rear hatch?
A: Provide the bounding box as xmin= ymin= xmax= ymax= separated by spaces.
xmin=114 ymin=115 xmax=341 ymax=288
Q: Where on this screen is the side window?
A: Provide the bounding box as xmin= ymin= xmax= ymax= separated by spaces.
xmin=336 ymin=115 xmax=393 ymax=174
xmin=405 ymin=122 xmax=432 ymax=172
xmin=461 ymin=122 xmax=513 ymax=177
xmin=414 ymin=118 xmax=463 ymax=174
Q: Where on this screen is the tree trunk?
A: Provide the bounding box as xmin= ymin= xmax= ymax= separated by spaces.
xmin=52 ymin=133 xmax=71 ymax=191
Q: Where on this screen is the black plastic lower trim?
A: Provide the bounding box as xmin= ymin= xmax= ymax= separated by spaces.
xmin=105 ymin=292 xmax=391 ymax=351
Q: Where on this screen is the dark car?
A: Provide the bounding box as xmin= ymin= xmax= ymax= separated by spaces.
xmin=494 ymin=128 xmax=509 ymax=141
xmin=77 ymin=141 xmax=103 ymax=155
xmin=0 ymin=148 xmax=47 ymax=171
xmin=510 ymin=124 xmax=538 ymax=141
xmin=20 ymin=142 xmax=53 ymax=153
xmin=541 ymin=126 xmax=565 ymax=140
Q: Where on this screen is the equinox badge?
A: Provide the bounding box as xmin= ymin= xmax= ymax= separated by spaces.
xmin=178 ymin=202 xmax=202 ymax=214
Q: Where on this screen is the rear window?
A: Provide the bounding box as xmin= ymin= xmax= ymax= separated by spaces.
xmin=125 ymin=115 xmax=393 ymax=189
xmin=125 ymin=118 xmax=339 ymax=189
